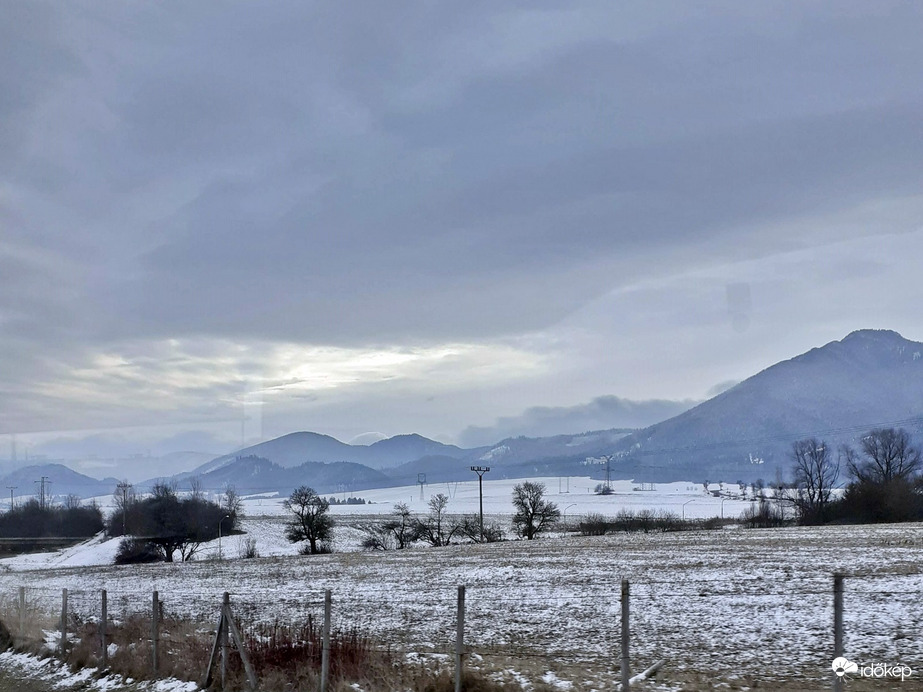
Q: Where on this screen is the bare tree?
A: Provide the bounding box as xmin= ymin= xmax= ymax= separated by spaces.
xmin=112 ymin=481 xmax=137 ymax=517
xmin=222 ymin=485 xmax=243 ymax=525
xmin=511 ymin=482 xmax=560 ymax=540
xmin=283 ymin=486 xmax=334 ymax=554
xmin=359 ymin=503 xmax=420 ymax=550
xmin=416 ymin=493 xmax=459 ymax=547
xmin=457 ymin=515 xmax=503 ymax=543
xmin=790 ymin=438 xmax=839 ymax=523
xmin=843 ymin=428 xmax=922 ymax=485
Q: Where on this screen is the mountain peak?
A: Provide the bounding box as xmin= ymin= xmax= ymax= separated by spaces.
xmin=841 ymin=329 xmax=910 ymax=345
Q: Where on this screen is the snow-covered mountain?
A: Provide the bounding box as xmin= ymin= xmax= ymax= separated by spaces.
xmin=27 ymin=329 xmax=923 ymax=494
xmin=609 ymin=329 xmax=923 ymax=482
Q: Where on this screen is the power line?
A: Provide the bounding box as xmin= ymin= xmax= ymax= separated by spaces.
xmin=34 ymin=476 xmax=50 ymax=510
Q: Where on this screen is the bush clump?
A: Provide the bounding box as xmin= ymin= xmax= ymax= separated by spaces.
xmin=114 ymin=537 xmax=162 ymax=564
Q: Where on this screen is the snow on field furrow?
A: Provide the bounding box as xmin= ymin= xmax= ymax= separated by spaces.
xmin=2 ymin=523 xmax=922 ymax=682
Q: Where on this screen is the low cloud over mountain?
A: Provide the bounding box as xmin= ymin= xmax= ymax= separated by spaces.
xmin=458 ymin=395 xmax=697 ymax=447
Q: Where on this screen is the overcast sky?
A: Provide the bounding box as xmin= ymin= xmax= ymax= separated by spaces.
xmin=3 ymin=2 xmax=923 ymax=464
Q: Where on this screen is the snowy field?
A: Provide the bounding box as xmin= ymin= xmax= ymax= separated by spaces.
xmin=0 ymin=476 xmax=756 ymax=567
xmin=243 ymin=476 xmax=754 ymax=520
xmin=1 ymin=478 xmax=920 ymax=690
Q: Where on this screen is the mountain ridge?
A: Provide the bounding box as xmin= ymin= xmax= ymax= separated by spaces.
xmin=19 ymin=329 xmax=923 ymax=495
xmin=608 ymin=329 xmax=923 ymax=481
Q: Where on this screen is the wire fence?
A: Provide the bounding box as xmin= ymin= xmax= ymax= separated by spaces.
xmin=1 ymin=569 xmax=921 ymax=690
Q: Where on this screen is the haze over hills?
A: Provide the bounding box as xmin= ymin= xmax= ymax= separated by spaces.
xmin=190 ymin=431 xmax=470 ymax=477
xmin=0 ymin=463 xmax=119 ymax=503
xmin=175 ymin=456 xmax=391 ymax=497
xmin=167 ymin=428 xmax=635 ymax=494
xmin=178 ymin=329 xmax=923 ymax=490
xmin=11 ymin=329 xmax=923 ymax=498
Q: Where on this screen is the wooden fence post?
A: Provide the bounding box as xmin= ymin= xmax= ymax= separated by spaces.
xmin=18 ymin=586 xmax=25 ymax=641
xmin=223 ymin=596 xmax=259 ymax=691
xmin=152 ymin=590 xmax=159 ymax=674
xmin=221 ymin=591 xmax=230 ymax=689
xmin=320 ymin=589 xmax=331 ymax=692
xmin=203 ymin=603 xmax=226 ymax=690
xmin=455 ymin=585 xmax=465 ymax=692
xmin=621 ymin=578 xmax=630 ymax=690
xmin=101 ymin=589 xmax=108 ymax=668
xmin=833 ymin=574 xmax=844 ymax=692
xmin=59 ymin=588 xmax=68 ymax=657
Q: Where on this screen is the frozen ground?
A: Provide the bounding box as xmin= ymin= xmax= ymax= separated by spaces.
xmin=240 ymin=476 xmax=755 ymax=520
xmin=0 ymin=476 xmax=755 ymax=568
xmin=0 ymin=650 xmax=198 ymax=692
xmin=1 ymin=478 xmax=918 ymax=690
xmin=2 ymin=524 xmax=921 ymax=689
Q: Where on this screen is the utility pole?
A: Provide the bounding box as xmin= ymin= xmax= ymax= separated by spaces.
xmin=218 ymin=514 xmax=230 ymax=560
xmin=6 ymin=486 xmax=16 ymax=510
xmin=116 ymin=482 xmax=132 ymax=534
xmin=469 ymin=466 xmax=490 ymax=542
xmin=34 ymin=476 xmax=50 ymax=510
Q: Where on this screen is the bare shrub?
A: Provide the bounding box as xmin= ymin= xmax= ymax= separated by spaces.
xmin=635 ymin=509 xmax=657 ymax=532
xmin=654 ymin=510 xmax=682 ymax=532
xmin=299 ymin=540 xmax=334 ymax=555
xmin=456 ymin=515 xmax=504 ymax=543
xmin=239 ymin=536 xmax=259 ymax=559
xmin=415 ymin=494 xmax=459 ymax=547
xmin=114 ymin=537 xmax=161 ymax=564
xmin=742 ymin=500 xmax=786 ymax=528
xmin=359 ymin=503 xmax=420 ymax=550
xmin=578 ymin=513 xmax=610 ymax=536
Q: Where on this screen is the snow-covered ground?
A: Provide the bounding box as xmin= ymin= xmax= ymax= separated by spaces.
xmin=0 ymin=650 xmax=198 ymax=692
xmin=1 ymin=477 xmax=919 ymax=690
xmin=241 ymin=476 xmax=754 ymax=520
xmin=2 ymin=528 xmax=922 ymax=688
xmin=0 ymin=476 xmax=755 ymax=568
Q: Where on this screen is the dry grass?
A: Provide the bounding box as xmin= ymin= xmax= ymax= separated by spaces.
xmin=53 ymin=611 xmax=534 ymax=692
xmin=0 ymin=590 xmax=59 ymax=656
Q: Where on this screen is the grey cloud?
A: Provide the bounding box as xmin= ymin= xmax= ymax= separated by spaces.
xmin=457 ymin=395 xmax=697 ymax=447
xmin=2 ymin=1 xmax=923 ymax=438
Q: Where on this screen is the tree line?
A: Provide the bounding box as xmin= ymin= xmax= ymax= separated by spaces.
xmin=782 ymin=427 xmax=922 ymax=524
xmin=110 ymin=481 xmax=242 ymax=563
xmin=0 ymin=496 xmax=103 ymax=539
xmin=280 ymin=481 xmax=563 ymax=555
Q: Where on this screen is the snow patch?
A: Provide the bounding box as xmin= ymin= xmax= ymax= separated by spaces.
xmin=479 ymin=445 xmax=510 ymax=461
xmin=541 ymin=671 xmax=573 ymax=689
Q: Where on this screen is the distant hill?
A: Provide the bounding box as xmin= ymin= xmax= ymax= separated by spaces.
xmin=186 ymin=455 xmax=390 ymax=495
xmin=607 ymin=329 xmax=923 ymax=482
xmin=170 ymin=428 xmax=637 ymax=492
xmin=190 ymin=431 xmax=468 ymax=477
xmin=43 ymin=329 xmax=923 ymax=495
xmin=0 ymin=463 xmax=119 ymax=503
xmin=384 ymin=428 xmax=636 ymax=485
xmin=366 ymin=434 xmax=467 ymax=467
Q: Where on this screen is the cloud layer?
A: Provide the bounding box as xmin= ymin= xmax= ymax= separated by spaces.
xmin=2 ymin=2 xmax=923 ymax=455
